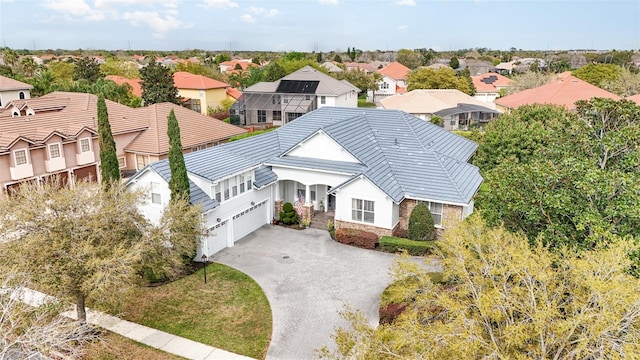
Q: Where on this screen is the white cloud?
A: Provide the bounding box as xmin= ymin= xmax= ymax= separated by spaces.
xmin=122 ymin=11 xmax=184 ymax=38
xmin=395 ymin=0 xmax=416 ymax=6
xmin=41 ymin=0 xmax=105 ymax=20
xmin=397 ymin=25 xmax=409 ymax=32
xmin=94 ymin=0 xmax=177 ymax=8
xmin=201 ymin=0 xmax=238 ymax=8
xmin=247 ymin=6 xmax=279 ymax=18
xmin=248 ymin=6 xmax=264 ymax=14
xmin=266 ymin=9 xmax=280 ymax=18
xmin=318 ymin=0 xmax=338 ymax=4
xmin=240 ymin=14 xmax=256 ymax=23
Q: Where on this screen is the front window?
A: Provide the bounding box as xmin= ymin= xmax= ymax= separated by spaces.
xmin=286 ymin=112 xmax=303 ymax=122
xmin=13 ymin=149 xmax=27 ymax=166
xmin=213 ymin=183 xmax=221 ymax=202
xmin=118 ymin=157 xmax=126 ymax=168
xmin=48 ymin=143 xmax=61 ymax=159
xmin=80 ymin=138 xmax=91 ymax=152
xmin=239 ymin=174 xmax=245 ymax=193
xmin=19 ymin=92 xmax=25 ymax=100
xmin=223 ymin=179 xmax=230 ymax=200
xmin=150 ymin=182 xmax=161 ymax=204
xmin=136 ymin=154 xmax=149 ymax=170
xmin=418 ymin=201 xmax=443 ymax=226
xmin=272 ymin=111 xmax=282 ymax=122
xmin=352 ymin=198 xmax=374 ymax=223
xmin=320 ymin=96 xmax=326 ymax=104
xmin=257 ymin=110 xmax=266 ymax=123
xmin=283 ymin=95 xmax=289 ymax=104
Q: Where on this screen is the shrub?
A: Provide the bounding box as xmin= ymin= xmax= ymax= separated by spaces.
xmin=279 ymin=202 xmax=298 ymax=225
xmin=392 ymin=226 xmax=407 ymax=238
xmin=379 ymin=302 xmax=407 ymax=325
xmin=379 ymin=236 xmax=438 ymax=256
xmin=335 ymin=228 xmax=379 ymax=249
xmin=407 ymin=202 xmax=436 ymax=241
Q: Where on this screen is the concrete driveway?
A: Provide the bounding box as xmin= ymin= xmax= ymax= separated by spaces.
xmin=211 ymin=225 xmax=440 ymax=360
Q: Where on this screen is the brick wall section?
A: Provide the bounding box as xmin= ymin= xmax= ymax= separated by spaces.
xmin=274 ymin=200 xmax=283 ymax=220
xmin=301 ymin=204 xmax=314 ymax=223
xmin=334 ymin=219 xmax=392 ymax=237
xmin=397 ymin=199 xmax=464 ymax=232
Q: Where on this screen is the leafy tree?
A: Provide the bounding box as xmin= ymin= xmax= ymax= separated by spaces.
xmin=448 ymin=56 xmax=459 ymax=69
xmin=0 ymin=65 xmax=12 ymax=77
xmin=0 ymin=181 xmax=203 ymax=322
xmin=264 ymin=62 xmax=286 ymax=81
xmin=214 ymin=53 xmax=230 ymax=65
xmin=334 ymin=68 xmax=379 ymax=95
xmin=140 ymin=61 xmax=179 ymax=105
xmin=284 ymin=51 xmax=306 ymax=61
xmin=476 ymin=100 xmax=640 ymax=249
xmin=320 ymin=217 xmax=640 ymax=359
xmin=316 ymin=52 xmax=323 ymax=63
xmin=416 ymin=48 xmax=436 ymax=66
xmin=601 ymin=67 xmax=640 ymax=96
xmin=48 ymin=60 xmax=75 ymax=80
xmin=73 ymin=56 xmax=102 ymax=82
xmin=29 ymin=70 xmax=58 ymax=96
xmin=407 ymin=202 xmax=435 ymax=241
xmin=396 ymin=49 xmax=421 ymax=70
xmin=0 ymin=272 xmax=95 ymax=359
xmin=97 ymin=95 xmax=120 ymax=187
xmin=572 ymin=63 xmax=623 ymax=88
xmin=167 ymin=109 xmax=190 ymax=202
xmin=100 ymin=58 xmax=140 ymax=78
xmin=333 ymin=54 xmax=343 ymax=63
xmin=2 ymin=48 xmax=19 ymax=69
xmin=406 ymin=67 xmax=472 ymax=95
xmin=507 ymin=71 xmax=553 ymax=94
xmin=19 ymin=56 xmax=38 ymax=77
xmin=460 ymin=67 xmax=476 ymax=96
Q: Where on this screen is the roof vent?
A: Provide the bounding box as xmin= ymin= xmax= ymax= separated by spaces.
xmin=394 ymin=138 xmax=398 ymax=146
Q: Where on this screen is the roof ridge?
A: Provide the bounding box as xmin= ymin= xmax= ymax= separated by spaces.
xmin=361 ymin=112 xmax=404 ymax=196
xmin=431 ymin=150 xmax=467 ymax=201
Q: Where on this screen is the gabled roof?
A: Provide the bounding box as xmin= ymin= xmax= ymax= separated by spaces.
xmin=226 ymin=87 xmax=242 ymax=100
xmin=243 ymin=66 xmax=359 ymax=96
xmin=380 ymin=89 xmax=495 ymax=115
xmin=471 ymin=72 xmax=514 ymax=93
xmin=124 ymin=103 xmax=246 ymax=155
xmin=496 ymin=75 xmax=620 ymax=110
xmin=0 ymin=75 xmax=33 ymax=91
xmin=173 ymin=72 xmax=230 ymax=90
xmin=146 ymin=107 xmax=481 ymax=205
xmin=378 ymin=62 xmax=411 ymax=81
xmin=105 ymin=75 xmax=143 ymax=97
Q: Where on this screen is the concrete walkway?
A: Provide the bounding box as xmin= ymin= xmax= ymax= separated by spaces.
xmin=18 ymin=287 xmax=254 ymax=360
xmin=213 ymin=225 xmax=440 ymax=360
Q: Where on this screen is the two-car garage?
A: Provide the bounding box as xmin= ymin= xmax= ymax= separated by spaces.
xmin=204 ymin=199 xmax=270 ymax=256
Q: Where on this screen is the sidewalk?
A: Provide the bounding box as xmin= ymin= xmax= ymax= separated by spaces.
xmin=19 ymin=287 xmax=255 ymax=360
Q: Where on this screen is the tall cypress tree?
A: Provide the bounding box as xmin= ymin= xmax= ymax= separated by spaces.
xmin=167 ymin=109 xmax=190 ymax=202
xmin=97 ymin=95 xmax=120 ymax=187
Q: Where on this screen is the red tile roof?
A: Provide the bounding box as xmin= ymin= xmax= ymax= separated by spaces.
xmin=226 ymin=87 xmax=242 ymax=100
xmin=496 ymin=75 xmax=620 ymax=111
xmin=173 ymin=72 xmax=230 ymax=90
xmin=219 ymin=60 xmax=257 ymax=71
xmin=0 ymin=75 xmax=33 ymax=91
xmin=472 ymin=72 xmax=514 ymax=93
xmin=378 ymin=61 xmax=411 ymax=80
xmin=105 ymin=75 xmax=143 ymax=97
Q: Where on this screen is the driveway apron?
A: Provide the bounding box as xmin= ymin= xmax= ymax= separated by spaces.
xmin=212 ymin=225 xmax=440 ymax=360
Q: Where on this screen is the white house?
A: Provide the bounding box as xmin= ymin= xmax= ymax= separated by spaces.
xmin=0 ymin=75 xmax=32 ymax=108
xmin=230 ymin=66 xmax=359 ymax=127
xmin=128 ymin=107 xmax=482 ymax=260
xmin=367 ymin=61 xmax=411 ymax=102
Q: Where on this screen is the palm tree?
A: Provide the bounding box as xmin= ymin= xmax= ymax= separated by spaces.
xmin=20 ymin=56 xmax=37 ymax=77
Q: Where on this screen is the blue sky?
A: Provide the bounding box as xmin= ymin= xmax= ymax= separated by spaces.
xmin=0 ymin=0 xmax=638 ymax=52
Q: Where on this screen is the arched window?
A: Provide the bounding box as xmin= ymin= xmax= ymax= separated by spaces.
xmin=19 ymin=92 xmax=25 ymax=99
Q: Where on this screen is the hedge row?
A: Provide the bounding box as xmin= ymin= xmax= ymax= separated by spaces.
xmin=335 ymin=228 xmax=379 ymax=249
xmin=379 ymin=236 xmax=438 ymax=256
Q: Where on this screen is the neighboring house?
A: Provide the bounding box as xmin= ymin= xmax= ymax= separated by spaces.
xmin=344 ymin=62 xmax=375 ymax=73
xmin=230 ymin=66 xmax=359 ymax=127
xmin=379 ymin=89 xmax=500 ymax=131
xmin=0 ymin=92 xmax=245 ymax=199
xmin=367 ymin=61 xmax=411 ymax=102
xmin=495 ymin=58 xmax=546 ymax=75
xmin=457 ymin=59 xmax=495 ymax=76
xmin=495 ymin=75 xmax=620 ymax=112
xmin=105 ymin=75 xmax=143 ymax=97
xmin=321 ymin=61 xmax=343 ymax=73
xmin=128 ymin=107 xmax=482 ymax=258
xmin=173 ymin=72 xmax=234 ymax=115
xmin=0 ymin=75 xmax=32 ymax=108
xmin=471 ymin=72 xmax=515 ymax=104
xmin=219 ymin=60 xmax=257 ymax=74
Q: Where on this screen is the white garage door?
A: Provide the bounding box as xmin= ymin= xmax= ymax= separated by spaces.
xmin=207 ymin=220 xmax=229 ymax=254
xmin=232 ymin=199 xmax=268 ymax=242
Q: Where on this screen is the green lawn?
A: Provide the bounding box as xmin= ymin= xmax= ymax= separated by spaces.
xmin=83 ymin=331 xmax=185 ymax=360
xmin=357 ymin=98 xmax=376 ymax=108
xmin=119 ymin=263 xmax=272 ymax=359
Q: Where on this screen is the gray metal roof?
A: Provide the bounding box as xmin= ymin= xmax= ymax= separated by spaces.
xmin=254 ymin=166 xmax=278 ymax=189
xmin=147 ymin=161 xmax=219 ymax=212
xmin=244 ymin=66 xmax=359 ymax=96
xmin=138 ymin=107 xmax=482 ymax=205
xmin=433 ymin=103 xmax=499 ymax=117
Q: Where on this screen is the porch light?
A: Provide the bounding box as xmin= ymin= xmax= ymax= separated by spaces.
xmin=216 ymin=218 xmax=221 ymax=222
xmin=251 ymin=201 xmax=255 ymax=206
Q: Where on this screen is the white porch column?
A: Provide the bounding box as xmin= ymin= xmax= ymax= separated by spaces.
xmin=275 ymin=181 xmax=280 ymax=200
xmin=305 ymin=184 xmax=310 ymax=205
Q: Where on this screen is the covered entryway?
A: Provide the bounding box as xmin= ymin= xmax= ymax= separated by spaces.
xmin=232 ymin=199 xmax=268 ymax=242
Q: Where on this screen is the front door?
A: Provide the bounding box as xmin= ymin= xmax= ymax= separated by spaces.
xmin=328 ymin=194 xmax=336 ymax=211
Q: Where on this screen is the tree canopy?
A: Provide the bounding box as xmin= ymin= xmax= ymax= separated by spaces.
xmin=73 ymin=56 xmax=102 ymax=82
xmin=406 ymin=67 xmax=473 ymax=94
xmin=140 ymin=61 xmax=179 ymax=105
xmin=321 ymin=217 xmax=640 ymax=359
xmin=475 ymin=100 xmax=640 ymax=250
xmin=97 ymin=95 xmax=120 ymax=187
xmin=572 ymin=63 xmax=623 ymax=89
xmin=396 ymin=49 xmax=421 ymax=70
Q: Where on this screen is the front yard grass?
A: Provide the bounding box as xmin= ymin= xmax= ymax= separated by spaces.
xmin=83 ymin=331 xmax=184 ymax=360
xmin=118 ymin=263 xmax=271 ymax=359
xmin=357 ymin=98 xmax=376 ymax=108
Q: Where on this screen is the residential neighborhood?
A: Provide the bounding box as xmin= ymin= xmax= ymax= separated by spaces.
xmin=1 ymin=0 xmax=640 ymax=358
